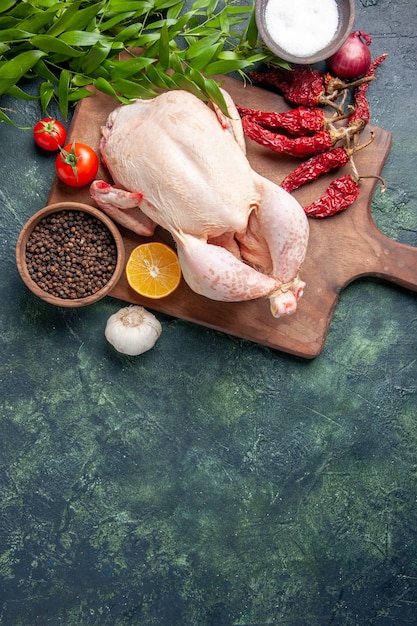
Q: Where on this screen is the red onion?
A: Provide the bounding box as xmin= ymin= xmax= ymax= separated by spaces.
xmin=327 ymin=31 xmax=372 ymax=79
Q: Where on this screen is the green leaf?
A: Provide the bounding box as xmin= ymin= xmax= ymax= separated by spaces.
xmin=136 ymin=30 xmax=162 ymax=43
xmin=0 ymin=1 xmax=17 ymax=14
xmin=113 ymin=77 xmax=158 ymax=99
xmin=166 ymin=2 xmax=184 ymax=20
xmin=217 ymin=50 xmax=245 ymax=60
xmin=204 ymin=58 xmax=255 ymax=76
xmin=222 ymin=5 xmax=253 ymax=16
xmin=60 ymin=1 xmax=104 ymax=33
xmin=0 ymin=49 xmax=46 ymax=96
xmin=243 ymin=6 xmax=258 ymax=48
xmin=46 ymin=1 xmax=104 ymax=37
xmin=0 ymin=107 xmax=30 ymax=129
xmin=242 ymin=52 xmax=269 ymax=65
xmin=155 ymin=0 xmax=186 ymax=9
xmin=191 ymin=0 xmax=216 ymax=9
xmin=5 ymin=84 xmax=38 ymax=100
xmin=107 ymin=1 xmax=154 ymax=11
xmin=168 ymin=52 xmax=184 ymax=74
xmin=145 ymin=18 xmax=182 ymax=31
xmin=184 ymin=32 xmax=221 ymax=59
xmin=18 ymin=0 xmax=55 ymax=9
xmin=219 ymin=10 xmax=229 ymax=34
xmin=19 ymin=9 xmax=57 ymax=34
xmin=80 ymin=40 xmax=113 ymax=75
xmin=0 ymin=28 xmax=32 ymax=42
xmin=86 ymin=62 xmax=111 ymax=80
xmin=58 ymin=31 xmax=107 ymax=47
xmin=33 ymin=58 xmax=58 ymax=84
xmin=7 ymin=4 xmax=38 ymax=19
xmin=186 ymin=66 xmax=227 ymax=115
xmin=117 ymin=69 xmax=158 ymax=92
xmin=58 ymin=68 xmax=70 ymax=119
xmin=171 ymin=72 xmax=206 ymax=100
xmin=188 ymin=66 xmax=209 ymax=90
xmin=99 ymin=12 xmax=136 ymax=32
xmin=186 ymin=42 xmax=223 ymax=71
xmin=158 ymin=22 xmax=170 ymax=70
xmin=145 ymin=64 xmax=176 ymax=90
xmin=206 ymin=0 xmax=221 ymax=12
xmin=0 ymin=15 xmax=15 ymax=29
xmin=113 ymin=22 xmax=142 ymax=42
xmin=39 ymin=0 xmax=62 ymax=6
xmin=45 ymin=0 xmax=83 ymax=37
xmin=0 ymin=108 xmax=14 ymax=125
xmin=39 ymin=80 xmax=54 ymax=111
xmin=30 ymin=34 xmax=85 ymax=57
xmin=67 ymin=87 xmax=94 ymax=103
xmin=108 ymin=55 xmax=156 ymax=80
xmin=71 ymin=74 xmax=94 ymax=87
xmin=0 ymin=0 xmax=290 ymax=120
xmin=164 ymin=10 xmax=194 ymax=35
xmin=185 ymin=66 xmax=228 ymax=115
xmin=93 ymin=76 xmax=120 ymax=99
xmin=201 ymin=76 xmax=229 ymax=114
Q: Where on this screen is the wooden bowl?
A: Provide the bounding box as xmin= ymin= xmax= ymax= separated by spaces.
xmin=255 ymin=0 xmax=355 ymax=65
xmin=16 ymin=201 xmax=125 ymax=307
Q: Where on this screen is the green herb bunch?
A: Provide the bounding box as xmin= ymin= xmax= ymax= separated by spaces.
xmin=0 ymin=0 xmax=286 ymax=125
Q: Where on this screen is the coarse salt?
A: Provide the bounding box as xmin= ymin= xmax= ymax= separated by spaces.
xmin=264 ymin=0 xmax=339 ymax=57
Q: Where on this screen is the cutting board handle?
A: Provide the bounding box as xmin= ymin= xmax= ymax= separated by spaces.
xmin=361 ymin=223 xmax=417 ymax=292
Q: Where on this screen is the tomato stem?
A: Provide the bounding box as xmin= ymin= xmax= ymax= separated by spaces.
xmin=59 ymin=144 xmax=80 ymax=180
xmin=35 ymin=119 xmax=57 ymax=135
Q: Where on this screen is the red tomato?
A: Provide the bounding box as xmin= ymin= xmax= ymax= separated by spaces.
xmin=33 ymin=118 xmax=67 ymax=151
xmin=55 ymin=142 xmax=99 ymax=187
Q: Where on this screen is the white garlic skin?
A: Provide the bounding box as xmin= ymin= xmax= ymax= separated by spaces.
xmin=105 ymin=305 xmax=162 ymax=356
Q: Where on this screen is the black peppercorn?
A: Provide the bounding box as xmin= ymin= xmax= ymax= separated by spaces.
xmin=25 ymin=210 xmax=117 ymax=300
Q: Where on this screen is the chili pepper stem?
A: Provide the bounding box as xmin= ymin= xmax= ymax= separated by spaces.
xmin=327 ymin=109 xmax=351 ymax=124
xmin=349 ymin=170 xmax=387 ymax=191
xmin=349 ymin=156 xmax=360 ymax=182
xmin=321 ymin=97 xmax=344 ymax=114
xmin=329 ymin=124 xmax=359 ymax=144
xmin=326 ymin=75 xmax=375 ymax=95
xmin=359 ymin=174 xmax=387 ymax=192
xmin=347 ymin=76 xmax=376 ymax=89
xmin=353 ymin=131 xmax=375 ymax=152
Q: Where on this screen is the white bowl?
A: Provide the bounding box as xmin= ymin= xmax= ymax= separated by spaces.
xmin=255 ymin=0 xmax=356 ymax=65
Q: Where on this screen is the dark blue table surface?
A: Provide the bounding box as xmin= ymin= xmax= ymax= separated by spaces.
xmin=1 ymin=1 xmax=417 ymax=624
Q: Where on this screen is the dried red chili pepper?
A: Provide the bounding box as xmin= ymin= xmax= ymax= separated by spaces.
xmin=303 ymin=174 xmax=360 ymax=218
xmin=241 ymin=116 xmax=355 ymax=158
xmin=348 ymin=53 xmax=388 ymax=133
xmin=280 ymin=147 xmax=350 ymax=193
xmin=236 ymin=105 xmax=326 ymax=136
xmin=247 ymin=66 xmax=374 ymax=112
xmin=280 ymin=133 xmax=375 ymax=193
xmin=248 ymin=66 xmax=336 ymax=108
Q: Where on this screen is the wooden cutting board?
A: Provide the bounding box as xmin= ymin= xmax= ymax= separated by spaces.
xmin=47 ymin=76 xmax=417 ymax=358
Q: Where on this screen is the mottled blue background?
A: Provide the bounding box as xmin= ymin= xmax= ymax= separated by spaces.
xmin=1 ymin=1 xmax=417 ymax=624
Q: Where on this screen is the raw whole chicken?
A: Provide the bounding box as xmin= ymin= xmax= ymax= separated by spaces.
xmin=90 ymin=89 xmax=309 ymax=317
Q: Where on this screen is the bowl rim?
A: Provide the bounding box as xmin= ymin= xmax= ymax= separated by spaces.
xmin=16 ymin=201 xmax=125 ymax=307
xmin=255 ymin=0 xmax=356 ymax=65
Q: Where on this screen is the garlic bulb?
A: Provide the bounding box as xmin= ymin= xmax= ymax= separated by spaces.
xmin=105 ymin=305 xmax=162 ymax=356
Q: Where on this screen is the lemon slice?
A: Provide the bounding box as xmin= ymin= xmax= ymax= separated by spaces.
xmin=126 ymin=241 xmax=181 ymax=299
